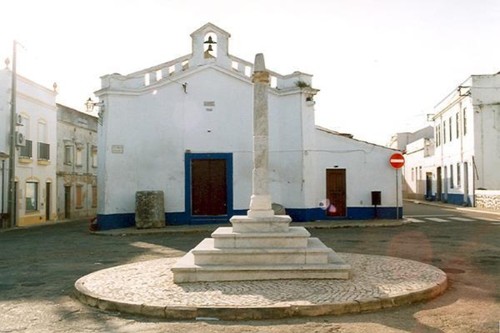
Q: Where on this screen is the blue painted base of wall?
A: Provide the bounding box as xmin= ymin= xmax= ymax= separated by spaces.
xmin=438 ymin=193 xmax=472 ymax=206
xmin=97 ymin=206 xmax=403 ymax=230
xmin=97 ymin=213 xmax=135 ymax=230
xmin=287 ymin=207 xmax=402 ymax=221
xmin=96 ymin=212 xmax=235 ymax=230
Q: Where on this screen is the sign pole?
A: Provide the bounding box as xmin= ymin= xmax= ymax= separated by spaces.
xmin=396 ymin=168 xmax=399 ymax=219
xmin=389 ymin=152 xmax=405 ymax=220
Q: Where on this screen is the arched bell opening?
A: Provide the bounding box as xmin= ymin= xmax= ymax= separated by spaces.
xmin=203 ymin=33 xmax=217 ymax=59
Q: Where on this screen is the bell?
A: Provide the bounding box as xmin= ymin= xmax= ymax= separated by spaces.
xmin=207 ymin=44 xmax=213 ymax=52
xmin=204 ymin=36 xmax=216 ymax=44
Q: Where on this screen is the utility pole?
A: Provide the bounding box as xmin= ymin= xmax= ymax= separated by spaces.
xmin=7 ymin=40 xmax=17 ymax=228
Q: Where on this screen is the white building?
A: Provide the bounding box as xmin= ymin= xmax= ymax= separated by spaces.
xmin=56 ymin=104 xmax=98 ymax=220
xmin=433 ymin=73 xmax=500 ymax=207
xmin=95 ymin=23 xmax=401 ymax=230
xmin=401 ymin=73 xmax=500 ymax=209
xmin=0 ymin=68 xmax=58 ymax=226
xmin=388 ymin=126 xmax=434 ymax=152
xmin=402 ymin=135 xmax=435 ymax=200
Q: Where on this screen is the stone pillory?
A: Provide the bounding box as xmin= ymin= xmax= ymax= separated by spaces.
xmin=171 ymin=54 xmax=351 ymax=283
xmin=248 ymin=53 xmax=274 ymax=219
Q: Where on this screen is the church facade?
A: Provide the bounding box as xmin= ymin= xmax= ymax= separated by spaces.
xmin=95 ymin=23 xmax=400 ymax=230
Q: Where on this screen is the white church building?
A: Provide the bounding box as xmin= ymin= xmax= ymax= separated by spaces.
xmin=95 ymin=23 xmax=400 ymax=230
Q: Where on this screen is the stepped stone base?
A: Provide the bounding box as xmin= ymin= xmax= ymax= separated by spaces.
xmin=172 ymin=215 xmax=351 ymax=283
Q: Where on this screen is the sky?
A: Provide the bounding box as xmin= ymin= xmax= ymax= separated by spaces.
xmin=1 ymin=0 xmax=500 ymax=146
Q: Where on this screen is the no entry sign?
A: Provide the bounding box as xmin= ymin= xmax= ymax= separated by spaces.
xmin=389 ymin=153 xmax=405 ymax=169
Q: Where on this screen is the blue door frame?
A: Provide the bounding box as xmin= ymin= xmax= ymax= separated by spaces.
xmin=185 ymin=153 xmax=234 ymax=224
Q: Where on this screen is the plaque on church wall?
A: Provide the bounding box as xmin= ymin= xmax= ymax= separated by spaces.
xmin=111 ymin=145 xmax=124 ymax=154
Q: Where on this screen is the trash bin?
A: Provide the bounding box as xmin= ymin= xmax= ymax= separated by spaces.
xmin=371 ymin=191 xmax=381 ymax=206
xmin=371 ymin=191 xmax=381 ymax=219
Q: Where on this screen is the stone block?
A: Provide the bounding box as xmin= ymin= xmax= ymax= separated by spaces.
xmin=135 ymin=191 xmax=165 ymax=229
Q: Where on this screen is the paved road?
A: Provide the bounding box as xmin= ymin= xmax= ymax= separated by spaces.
xmin=0 ymin=202 xmax=498 ymax=333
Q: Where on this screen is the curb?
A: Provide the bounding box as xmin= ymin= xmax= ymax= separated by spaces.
xmin=74 ymin=254 xmax=448 ymax=321
xmin=405 ymin=199 xmax=500 ymax=216
xmin=91 ymin=220 xmax=407 ymax=236
xmin=74 ymin=280 xmax=448 ymax=320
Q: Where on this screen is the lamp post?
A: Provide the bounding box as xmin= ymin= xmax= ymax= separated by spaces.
xmin=0 ymin=152 xmax=8 ymax=228
xmin=7 ymin=40 xmax=18 ymax=229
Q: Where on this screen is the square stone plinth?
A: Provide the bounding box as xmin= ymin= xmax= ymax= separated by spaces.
xmin=212 ymin=226 xmax=310 ymax=248
xmin=230 ymin=215 xmax=291 ymax=233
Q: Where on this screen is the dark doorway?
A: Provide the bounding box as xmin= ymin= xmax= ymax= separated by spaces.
xmin=425 ymin=172 xmax=433 ymax=199
xmin=191 ymin=159 xmax=227 ymax=215
xmin=436 ymin=167 xmax=442 ymax=201
xmin=64 ymin=186 xmax=71 ymax=219
xmin=463 ymin=162 xmax=469 ymax=205
xmin=326 ymin=169 xmax=346 ymax=217
xmin=14 ymin=181 xmax=18 ymax=226
xmin=45 ymin=182 xmax=51 ymax=221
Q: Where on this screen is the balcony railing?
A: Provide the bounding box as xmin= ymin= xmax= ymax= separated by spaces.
xmin=19 ymin=140 xmax=32 ymax=158
xmin=38 ymin=142 xmax=50 ymax=160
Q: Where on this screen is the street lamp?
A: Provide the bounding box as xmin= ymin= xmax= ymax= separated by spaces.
xmin=0 ymin=152 xmax=8 ymax=228
xmin=85 ymin=97 xmax=105 ymax=124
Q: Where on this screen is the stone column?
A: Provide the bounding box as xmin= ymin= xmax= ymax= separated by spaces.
xmin=248 ymin=53 xmax=274 ymax=218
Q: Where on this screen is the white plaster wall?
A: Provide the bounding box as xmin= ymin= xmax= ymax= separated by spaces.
xmin=98 ymin=65 xmax=311 ymax=215
xmin=0 ymin=70 xmax=10 ymax=155
xmin=268 ymin=93 xmax=304 ymax=208
xmin=403 ymin=138 xmax=435 ymax=198
xmin=98 ymin=90 xmax=186 ymax=214
xmin=0 ymin=70 xmax=11 ymax=214
xmin=433 ymin=92 xmax=476 ymax=201
xmin=313 ymin=130 xmax=399 ymax=207
xmin=471 ymin=75 xmax=500 ymax=190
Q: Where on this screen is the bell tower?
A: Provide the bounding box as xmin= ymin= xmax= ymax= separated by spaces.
xmin=190 ymin=23 xmax=231 ymax=68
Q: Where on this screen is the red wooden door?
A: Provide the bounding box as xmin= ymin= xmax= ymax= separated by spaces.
xmin=326 ymin=169 xmax=346 ymax=217
xmin=191 ymin=159 xmax=227 ymax=215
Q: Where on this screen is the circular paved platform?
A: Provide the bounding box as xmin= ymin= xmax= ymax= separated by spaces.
xmin=74 ymin=253 xmax=447 ymax=320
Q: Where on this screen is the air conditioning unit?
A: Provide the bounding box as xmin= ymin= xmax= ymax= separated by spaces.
xmin=16 ymin=132 xmax=26 ymax=147
xmin=16 ymin=113 xmax=23 ymax=126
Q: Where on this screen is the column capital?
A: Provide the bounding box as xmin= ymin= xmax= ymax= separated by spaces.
xmin=252 ymin=71 xmax=270 ymax=84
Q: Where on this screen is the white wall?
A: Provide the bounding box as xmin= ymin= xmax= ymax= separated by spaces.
xmin=403 ymin=138 xmax=435 ymax=199
xmin=98 ymin=65 xmax=313 ymax=214
xmin=0 ymin=70 xmax=10 ymax=155
xmin=314 ymin=129 xmax=400 ymax=207
xmin=471 ymin=75 xmax=500 ymax=190
xmin=0 ymin=73 xmax=58 ymax=225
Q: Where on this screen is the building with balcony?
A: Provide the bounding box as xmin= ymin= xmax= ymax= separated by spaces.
xmin=56 ymin=104 xmax=98 ymax=220
xmin=0 ymin=68 xmax=57 ymax=226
